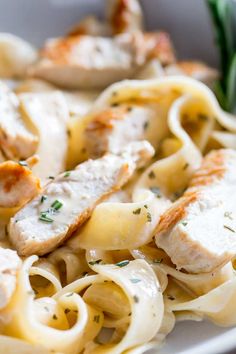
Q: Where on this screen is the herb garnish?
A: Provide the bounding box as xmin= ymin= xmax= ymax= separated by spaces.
xmin=148 ymin=171 xmax=155 ymax=179
xmin=149 ymin=187 xmax=161 ymax=198
xmin=183 ymin=163 xmax=189 ymax=170
xmin=65 ymin=293 xmax=73 ymax=297
xmin=93 ymin=315 xmax=100 ymax=323
xmin=48 ymin=176 xmax=55 ymax=180
xmin=146 ymin=212 xmax=152 ymax=222
xmin=224 ymin=225 xmax=235 ymax=233
xmin=39 ymin=214 xmax=53 ymax=223
xmin=133 ymin=208 xmax=141 ymax=215
xmin=88 ymin=259 xmax=102 ymax=265
xmin=143 ymin=121 xmax=149 ymax=130
xmin=116 ymin=260 xmax=130 ymax=267
xmin=64 ymin=171 xmax=71 ymax=178
xmin=181 ymin=221 xmax=188 ymax=226
xmin=130 ymin=279 xmax=141 ymax=283
xmin=133 ymin=295 xmax=139 ymax=303
xmin=153 ymin=258 xmax=163 ymax=264
xmin=224 ymin=211 xmax=233 ymax=220
xmin=51 ymin=200 xmax=63 ymax=211
xmin=40 ymin=195 xmax=47 ymax=203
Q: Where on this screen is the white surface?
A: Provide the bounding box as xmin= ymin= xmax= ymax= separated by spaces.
xmin=0 ymin=1 xmax=234 ymax=353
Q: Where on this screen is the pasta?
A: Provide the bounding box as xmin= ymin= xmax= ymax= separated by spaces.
xmin=1 ymin=1 xmax=236 ymax=353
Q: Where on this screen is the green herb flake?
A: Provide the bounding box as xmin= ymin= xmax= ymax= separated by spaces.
xmin=153 ymin=258 xmax=163 ymax=264
xmin=133 ymin=295 xmax=139 ymax=303
xmin=18 ymin=160 xmax=28 ymax=167
xmin=116 ymin=260 xmax=130 ymax=267
xmin=132 ymin=208 xmax=141 ymax=215
xmin=93 ymin=315 xmax=100 ymax=323
xmin=224 ymin=211 xmax=233 ymax=220
xmin=48 ymin=176 xmax=55 ymax=180
xmin=44 ymin=306 xmax=49 ymax=312
xmin=64 ymin=171 xmax=71 ymax=178
xmin=183 ymin=163 xmax=189 ymax=170
xmin=198 ymin=113 xmax=208 ymax=121
xmin=51 ymin=200 xmax=63 ymax=211
xmin=88 ymin=259 xmax=102 ymax=266
xmin=39 ymin=215 xmax=53 ymax=223
xmin=148 ymin=170 xmax=155 ymax=179
xmin=144 ymin=204 xmax=148 ymax=209
xmin=40 ymin=195 xmax=47 ymax=203
xmin=146 ymin=212 xmax=152 ymax=223
xmin=130 ymin=278 xmax=141 ymax=284
xmin=143 ymin=121 xmax=149 ymax=130
xmin=224 ymin=225 xmax=235 ymax=233
xmin=149 ymin=187 xmax=161 ymax=198
xmin=181 ymin=221 xmax=188 ymax=226
xmin=167 ymin=295 xmax=175 ymax=301
xmin=66 ymin=293 xmax=74 ymax=297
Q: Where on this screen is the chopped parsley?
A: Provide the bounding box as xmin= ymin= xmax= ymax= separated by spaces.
xmin=149 ymin=187 xmax=161 ymax=198
xmin=130 ymin=278 xmax=141 ymax=284
xmin=146 ymin=212 xmax=152 ymax=223
xmin=39 ymin=214 xmax=53 ymax=223
xmin=111 ymin=102 xmax=119 ymax=107
xmin=144 ymin=204 xmax=148 ymax=209
xmin=88 ymin=259 xmax=102 ymax=265
xmin=64 ymin=171 xmax=71 ymax=178
xmin=143 ymin=121 xmax=149 ymax=130
xmin=93 ymin=315 xmax=100 ymax=323
xmin=224 ymin=211 xmax=233 ymax=220
xmin=183 ymin=163 xmax=189 ymax=170
xmin=51 ymin=200 xmax=63 ymax=211
xmin=48 ymin=176 xmax=55 ymax=180
xmin=65 ymin=293 xmax=74 ymax=297
xmin=181 ymin=221 xmax=188 ymax=226
xmin=153 ymin=258 xmax=163 ymax=264
xmin=133 ymin=208 xmax=141 ymax=215
xmin=133 ymin=295 xmax=139 ymax=303
xmin=18 ymin=160 xmax=28 ymax=167
xmin=44 ymin=306 xmax=49 ymax=312
xmin=148 ymin=170 xmax=155 ymax=179
xmin=224 ymin=225 xmax=235 ymax=233
xmin=167 ymin=295 xmax=175 ymax=301
xmin=198 ymin=113 xmax=208 ymax=121
xmin=116 ymin=260 xmax=130 ymax=267
xmin=40 ymin=195 xmax=47 ymax=203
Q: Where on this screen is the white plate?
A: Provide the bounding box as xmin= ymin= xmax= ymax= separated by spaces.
xmin=0 ymin=1 xmax=234 ymax=353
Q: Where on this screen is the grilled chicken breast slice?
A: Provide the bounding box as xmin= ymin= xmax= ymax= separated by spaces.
xmin=0 ymin=160 xmax=40 ymax=208
xmin=155 ymin=149 xmax=236 ymax=273
xmin=9 ymin=141 xmax=154 ymax=256
xmin=30 ymin=32 xmax=175 ymax=89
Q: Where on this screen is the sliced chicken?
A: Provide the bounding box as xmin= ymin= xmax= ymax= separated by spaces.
xmin=107 ymin=0 xmax=143 ymax=34
xmin=0 ymin=82 xmax=38 ymax=160
xmin=0 ymin=247 xmax=22 ymax=309
xmin=155 ymin=149 xmax=236 ymax=273
xmin=85 ymin=102 xmax=166 ymax=158
xmin=0 ymin=159 xmax=40 ymax=208
xmin=9 ymin=141 xmax=154 ymax=256
xmin=30 ymin=32 xmax=175 ymax=89
xmin=165 ymin=61 xmax=219 ymax=86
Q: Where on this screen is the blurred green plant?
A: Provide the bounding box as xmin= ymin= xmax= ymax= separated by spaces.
xmin=207 ymin=0 xmax=236 ymax=113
